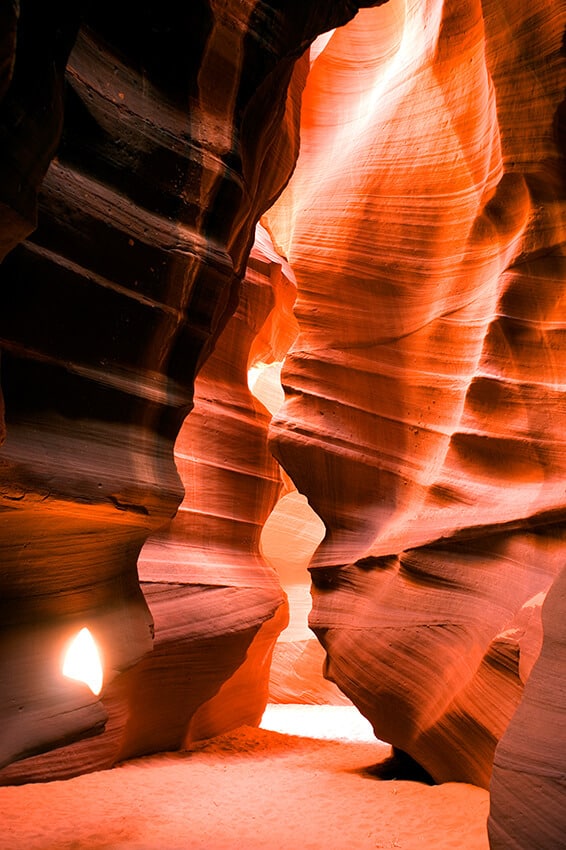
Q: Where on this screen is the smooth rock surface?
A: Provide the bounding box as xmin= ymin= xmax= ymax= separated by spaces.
xmin=488 ymin=564 xmax=566 ymax=850
xmin=0 ymin=1 xmax=378 ymax=777
xmin=0 ymin=5 xmax=564 ymax=848
xmin=265 ymin=0 xmax=566 ymax=795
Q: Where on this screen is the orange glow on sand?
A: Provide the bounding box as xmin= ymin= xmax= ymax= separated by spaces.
xmin=62 ymin=627 xmax=103 ymax=696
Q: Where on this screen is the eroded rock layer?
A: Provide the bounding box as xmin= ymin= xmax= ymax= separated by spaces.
xmin=266 ymin=0 xmax=566 ymax=801
xmin=488 ymin=564 xmax=566 ymax=850
xmin=0 ymin=1 xmax=379 ymax=777
xmin=134 ymin=228 xmax=293 ymax=753
xmin=0 ymin=4 xmax=564 ymax=845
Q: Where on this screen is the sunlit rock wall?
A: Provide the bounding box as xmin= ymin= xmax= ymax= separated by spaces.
xmin=266 ymin=0 xmax=566 ymax=802
xmin=488 ymin=564 xmax=566 ymax=850
xmin=132 ymin=228 xmax=291 ymax=755
xmin=0 ymin=0 xmax=380 ymax=778
xmin=1 ymin=8 xmax=564 ymax=846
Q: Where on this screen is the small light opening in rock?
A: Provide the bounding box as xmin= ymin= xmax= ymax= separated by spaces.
xmin=62 ymin=627 xmax=103 ymax=696
xmin=247 ymin=360 xmax=285 ymax=415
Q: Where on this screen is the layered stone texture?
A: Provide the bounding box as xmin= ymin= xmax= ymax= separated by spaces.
xmin=0 ymin=2 xmax=81 ymax=261
xmin=488 ymin=564 xmax=566 ymax=850
xmin=0 ymin=0 xmax=380 ymax=778
xmin=266 ymin=0 xmax=566 ymax=803
xmin=0 ymin=4 xmax=564 ymax=847
xmin=132 ymin=227 xmax=293 ymax=754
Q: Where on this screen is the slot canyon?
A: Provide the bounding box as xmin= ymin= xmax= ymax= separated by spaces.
xmin=0 ymin=1 xmax=564 ymax=848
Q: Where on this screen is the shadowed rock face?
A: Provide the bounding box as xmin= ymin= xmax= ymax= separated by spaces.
xmin=0 ymin=1 xmax=81 ymax=261
xmin=0 ymin=0 xmax=381 ymax=776
xmin=0 ymin=3 xmax=565 ymax=847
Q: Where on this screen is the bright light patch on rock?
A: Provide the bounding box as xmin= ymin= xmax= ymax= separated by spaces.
xmin=247 ymin=360 xmax=285 ymax=415
xmin=62 ymin=628 xmax=103 ymax=696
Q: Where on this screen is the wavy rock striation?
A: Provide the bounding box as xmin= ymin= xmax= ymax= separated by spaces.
xmin=132 ymin=227 xmax=292 ymax=756
xmin=266 ymin=0 xmax=566 ymax=801
xmin=0 ymin=5 xmax=564 ymax=845
xmin=0 ymin=1 xmax=379 ymax=778
xmin=488 ymin=564 xmax=566 ymax=850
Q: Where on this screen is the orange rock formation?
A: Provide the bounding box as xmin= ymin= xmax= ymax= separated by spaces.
xmin=0 ymin=0 xmax=374 ymax=773
xmin=0 ymin=2 xmax=565 ymax=847
xmin=265 ymin=0 xmax=565 ymax=837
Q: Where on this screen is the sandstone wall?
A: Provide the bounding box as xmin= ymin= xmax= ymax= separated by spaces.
xmin=0 ymin=4 xmax=564 ymax=847
xmin=265 ymin=0 xmax=566 ymax=796
xmin=0 ymin=0 xmax=378 ymax=777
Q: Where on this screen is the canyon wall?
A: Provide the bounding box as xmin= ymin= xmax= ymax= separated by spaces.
xmin=488 ymin=564 xmax=566 ymax=849
xmin=0 ymin=0 xmax=379 ymax=777
xmin=265 ymin=0 xmax=566 ymax=816
xmin=0 ymin=2 xmax=565 ymax=848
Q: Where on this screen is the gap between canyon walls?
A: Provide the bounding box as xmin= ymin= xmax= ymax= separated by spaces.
xmin=0 ymin=4 xmax=564 ymax=848
xmin=136 ymin=5 xmax=566 ymax=844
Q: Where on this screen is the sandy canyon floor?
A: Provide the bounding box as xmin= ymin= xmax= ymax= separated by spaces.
xmin=0 ymin=705 xmax=490 ymax=849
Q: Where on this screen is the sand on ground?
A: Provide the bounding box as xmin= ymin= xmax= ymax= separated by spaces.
xmin=0 ymin=705 xmax=490 ymax=850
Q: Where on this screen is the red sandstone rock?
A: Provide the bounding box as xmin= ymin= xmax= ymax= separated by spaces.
xmin=488 ymin=565 xmax=566 ymax=849
xmin=132 ymin=228 xmax=292 ymax=755
xmin=0 ymin=2 xmax=377 ymax=777
xmin=0 ymin=7 xmax=564 ymax=849
xmin=0 ymin=2 xmax=80 ymax=260
xmin=266 ymin=0 xmax=566 ymax=798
